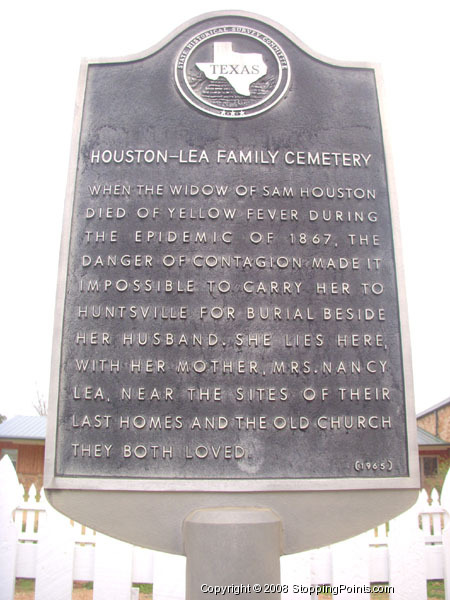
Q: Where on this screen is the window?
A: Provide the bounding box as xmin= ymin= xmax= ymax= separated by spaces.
xmin=422 ymin=456 xmax=438 ymax=477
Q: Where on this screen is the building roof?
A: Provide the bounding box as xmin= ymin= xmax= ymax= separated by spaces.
xmin=0 ymin=415 xmax=46 ymax=440
xmin=417 ymin=426 xmax=450 ymax=446
xmin=417 ymin=397 xmax=450 ymax=419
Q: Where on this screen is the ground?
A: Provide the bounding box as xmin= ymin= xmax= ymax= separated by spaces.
xmin=14 ymin=580 xmax=152 ymax=599
xmin=14 ymin=579 xmax=445 ymax=599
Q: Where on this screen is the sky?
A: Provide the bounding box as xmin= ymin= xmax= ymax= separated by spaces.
xmin=1 ymin=0 xmax=448 ymax=419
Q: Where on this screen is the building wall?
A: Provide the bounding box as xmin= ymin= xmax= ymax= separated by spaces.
xmin=418 ymin=413 xmax=438 ymax=437
xmin=418 ymin=405 xmax=450 ymax=442
xmin=419 ymin=447 xmax=450 ymax=492
xmin=436 ymin=405 xmax=450 ymax=441
xmin=0 ymin=441 xmax=45 ymax=492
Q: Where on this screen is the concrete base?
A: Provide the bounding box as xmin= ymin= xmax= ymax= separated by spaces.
xmin=184 ymin=508 xmax=282 ymax=599
xmin=46 ymin=488 xmax=418 ymax=554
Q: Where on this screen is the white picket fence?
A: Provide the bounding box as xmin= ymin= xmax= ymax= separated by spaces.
xmin=1 ymin=453 xmax=450 ymax=600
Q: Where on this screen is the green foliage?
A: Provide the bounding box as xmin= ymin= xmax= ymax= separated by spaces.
xmin=437 ymin=460 xmax=450 ymax=489
xmin=425 ymin=460 xmax=450 ymax=497
xmin=73 ymin=580 xmax=93 ymax=590
xmin=135 ymin=583 xmax=153 ymax=593
xmin=428 ymin=579 xmax=445 ymax=599
xmin=15 ymin=579 xmax=35 ymax=592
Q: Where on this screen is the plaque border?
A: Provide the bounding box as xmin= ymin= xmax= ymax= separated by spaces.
xmin=45 ymin=11 xmax=420 ymax=495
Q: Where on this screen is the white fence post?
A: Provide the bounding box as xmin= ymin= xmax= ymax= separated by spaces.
xmin=281 ymin=552 xmax=311 ymax=599
xmin=152 ymin=551 xmax=186 ymax=600
xmin=440 ymin=470 xmax=450 ymax=600
xmin=93 ymin=532 xmax=134 ymax=600
xmin=34 ymin=496 xmax=75 ymax=600
xmin=389 ymin=495 xmax=427 ymax=600
xmin=331 ymin=532 xmax=371 ymax=599
xmin=0 ymin=456 xmax=22 ymax=600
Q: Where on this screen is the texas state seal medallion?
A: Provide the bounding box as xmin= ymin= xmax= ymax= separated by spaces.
xmin=175 ymin=26 xmax=291 ymax=118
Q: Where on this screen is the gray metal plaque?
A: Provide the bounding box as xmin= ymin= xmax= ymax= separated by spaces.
xmin=45 ymin=13 xmax=418 ymax=545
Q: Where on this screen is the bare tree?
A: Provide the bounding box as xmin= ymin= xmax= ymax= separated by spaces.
xmin=33 ymin=391 xmax=48 ymax=416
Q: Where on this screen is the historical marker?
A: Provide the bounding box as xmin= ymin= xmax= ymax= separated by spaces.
xmin=45 ymin=12 xmax=419 ymax=555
